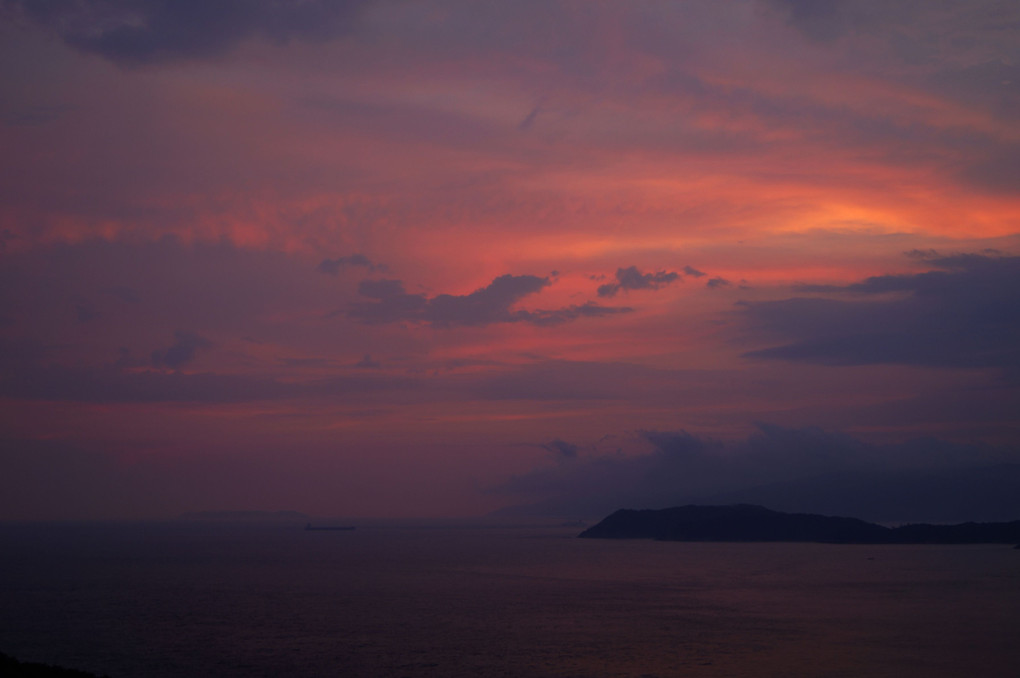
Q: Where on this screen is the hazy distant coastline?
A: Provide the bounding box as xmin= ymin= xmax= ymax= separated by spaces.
xmin=177 ymin=510 xmax=311 ymax=523
xmin=579 ymin=504 xmax=1020 ymax=544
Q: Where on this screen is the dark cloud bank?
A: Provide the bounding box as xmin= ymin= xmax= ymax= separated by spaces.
xmin=349 ymin=274 xmax=631 ymax=328
xmin=3 ymin=0 xmax=373 ymax=64
xmin=741 ymin=253 xmax=1020 ymax=373
xmin=495 ymin=424 xmax=1020 ymax=524
xmin=494 ymin=252 xmax=1020 ymax=524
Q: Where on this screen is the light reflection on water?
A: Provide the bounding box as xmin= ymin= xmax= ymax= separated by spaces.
xmin=1 ymin=523 xmax=1018 ymax=677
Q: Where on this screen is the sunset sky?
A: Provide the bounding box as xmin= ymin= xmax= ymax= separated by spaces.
xmin=2 ymin=0 xmax=1018 ymax=521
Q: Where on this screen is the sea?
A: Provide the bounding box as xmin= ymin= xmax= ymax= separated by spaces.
xmin=1 ymin=521 xmax=1018 ymax=677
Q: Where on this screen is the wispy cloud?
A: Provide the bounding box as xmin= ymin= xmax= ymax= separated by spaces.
xmin=317 ymin=253 xmax=380 ymax=275
xmin=349 ymin=274 xmax=630 ymax=328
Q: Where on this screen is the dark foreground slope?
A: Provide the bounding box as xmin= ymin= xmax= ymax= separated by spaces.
xmin=578 ymin=504 xmax=1020 ymax=544
xmin=0 ymin=653 xmax=109 ymax=678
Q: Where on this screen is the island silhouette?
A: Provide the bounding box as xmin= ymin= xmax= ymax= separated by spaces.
xmin=578 ymin=504 xmax=1020 ymax=544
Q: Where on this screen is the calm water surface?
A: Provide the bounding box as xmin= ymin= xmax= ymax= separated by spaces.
xmin=1 ymin=522 xmax=1018 ymax=677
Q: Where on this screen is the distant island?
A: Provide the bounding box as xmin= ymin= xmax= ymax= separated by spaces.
xmin=578 ymin=504 xmax=1020 ymax=544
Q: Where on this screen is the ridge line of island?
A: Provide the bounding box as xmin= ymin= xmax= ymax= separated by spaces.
xmin=577 ymin=504 xmax=1020 ymax=545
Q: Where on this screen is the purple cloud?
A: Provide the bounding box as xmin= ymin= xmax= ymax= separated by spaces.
xmin=317 ymin=253 xmax=379 ymax=275
xmin=7 ymin=0 xmax=373 ymax=65
xmin=349 ymin=274 xmax=630 ymax=328
xmin=597 ymin=266 xmax=681 ymax=298
xmin=742 ymin=253 xmax=1020 ymax=371
xmin=151 ymin=330 xmax=212 ymax=370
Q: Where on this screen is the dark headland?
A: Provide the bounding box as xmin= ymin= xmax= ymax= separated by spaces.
xmin=0 ymin=652 xmax=109 ymax=678
xmin=578 ymin=504 xmax=1020 ymax=544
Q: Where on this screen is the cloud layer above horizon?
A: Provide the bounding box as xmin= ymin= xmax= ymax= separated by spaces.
xmin=1 ymin=0 xmax=1018 ymax=521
